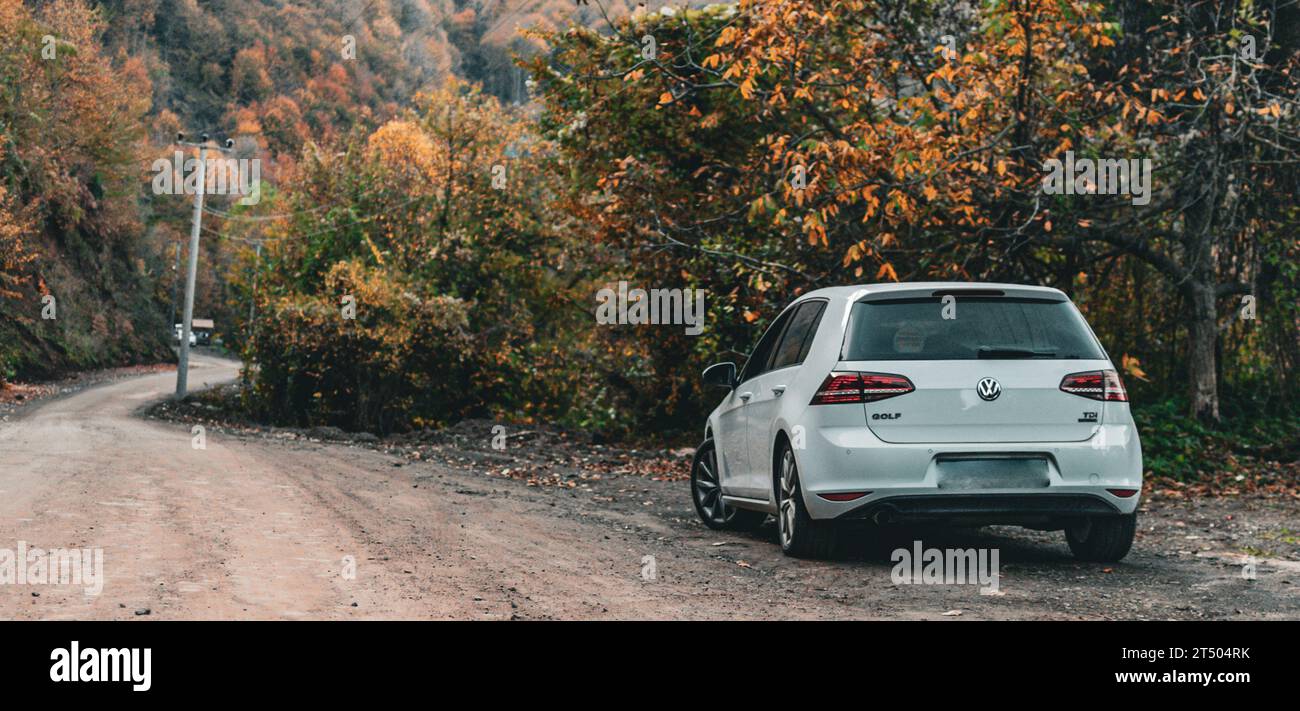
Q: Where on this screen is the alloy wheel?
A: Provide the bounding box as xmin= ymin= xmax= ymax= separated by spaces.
xmin=693 ymin=445 xmax=727 ymax=525
xmin=778 ymin=449 xmax=797 ymax=548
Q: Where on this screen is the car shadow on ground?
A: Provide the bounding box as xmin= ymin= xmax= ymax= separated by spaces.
xmin=741 ymin=519 xmax=1076 ymax=565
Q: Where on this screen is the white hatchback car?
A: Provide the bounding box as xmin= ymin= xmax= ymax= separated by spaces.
xmin=691 ymin=282 xmax=1143 ymax=560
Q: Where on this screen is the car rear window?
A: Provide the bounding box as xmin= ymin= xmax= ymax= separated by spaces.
xmin=841 ymin=296 xmax=1106 ymax=361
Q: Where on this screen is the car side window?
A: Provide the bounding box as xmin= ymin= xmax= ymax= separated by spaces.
xmin=770 ymin=301 xmax=826 ymax=371
xmin=739 ymin=308 xmax=793 ymax=384
xmin=796 ymin=302 xmax=827 ymax=363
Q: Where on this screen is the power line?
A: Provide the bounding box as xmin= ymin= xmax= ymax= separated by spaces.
xmin=340 ymin=0 xmax=383 ymax=33
xmin=204 ymin=191 xmax=435 ymax=244
xmin=201 ymin=171 xmax=431 ymax=221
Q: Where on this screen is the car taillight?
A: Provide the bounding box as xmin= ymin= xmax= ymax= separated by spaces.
xmin=810 ymin=372 xmax=914 ymax=405
xmin=1059 ymin=369 xmax=1128 ymax=402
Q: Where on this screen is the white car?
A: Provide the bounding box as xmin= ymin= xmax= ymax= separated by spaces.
xmin=173 ymin=325 xmax=197 ymax=347
xmin=691 ymin=282 xmax=1143 ymax=560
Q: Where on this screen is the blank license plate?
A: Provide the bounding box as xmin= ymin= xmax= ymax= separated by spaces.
xmin=936 ymin=458 xmax=1050 ymax=490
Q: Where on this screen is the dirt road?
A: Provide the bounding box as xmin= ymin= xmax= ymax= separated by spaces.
xmin=1 ymin=355 xmax=1296 ymax=620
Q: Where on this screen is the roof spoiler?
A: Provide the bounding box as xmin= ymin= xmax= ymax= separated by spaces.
xmin=929 ymin=289 xmax=1005 ymax=297
xmin=858 ymin=286 xmax=1067 ymax=302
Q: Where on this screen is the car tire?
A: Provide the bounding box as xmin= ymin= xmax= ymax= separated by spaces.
xmin=691 ymin=439 xmax=766 ymax=531
xmin=1065 ymin=513 xmax=1137 ymax=562
xmin=775 ymin=443 xmax=836 ymax=558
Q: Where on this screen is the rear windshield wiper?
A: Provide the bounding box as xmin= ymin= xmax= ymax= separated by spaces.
xmin=976 ymin=347 xmax=1058 ymax=359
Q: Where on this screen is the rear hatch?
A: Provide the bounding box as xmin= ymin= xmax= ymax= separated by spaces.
xmin=839 ymin=289 xmax=1111 ymax=444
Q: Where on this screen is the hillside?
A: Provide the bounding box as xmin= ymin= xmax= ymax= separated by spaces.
xmin=100 ymin=0 xmax=681 ymax=151
xmin=1 ymin=0 xmax=172 ymax=380
xmin=1 ymin=0 xmax=681 ymax=382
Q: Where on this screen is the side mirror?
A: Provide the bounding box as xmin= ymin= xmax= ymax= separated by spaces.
xmin=702 ymin=362 xmax=737 ymax=390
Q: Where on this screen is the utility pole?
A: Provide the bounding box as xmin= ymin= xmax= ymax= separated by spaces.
xmin=174 ymin=132 xmax=234 ymax=399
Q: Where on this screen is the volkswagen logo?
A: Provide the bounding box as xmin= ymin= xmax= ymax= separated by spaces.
xmin=976 ymin=377 xmax=1001 ymax=401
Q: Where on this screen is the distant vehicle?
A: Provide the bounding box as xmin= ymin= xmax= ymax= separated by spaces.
xmin=173 ymin=325 xmax=197 ymax=347
xmin=174 ymin=319 xmax=214 ymax=346
xmin=191 ymin=318 xmax=215 ymax=346
xmin=691 ymin=282 xmax=1142 ymax=561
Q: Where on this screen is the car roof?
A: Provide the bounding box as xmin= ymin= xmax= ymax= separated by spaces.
xmin=794 ymin=281 xmax=1068 ymax=304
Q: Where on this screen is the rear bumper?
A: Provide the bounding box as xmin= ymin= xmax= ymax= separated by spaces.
xmin=794 ymin=421 xmax=1143 ymax=521
xmin=835 ymin=493 xmax=1123 ymax=526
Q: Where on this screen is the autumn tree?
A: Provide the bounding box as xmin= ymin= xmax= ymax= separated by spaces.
xmin=224 ymin=79 xmax=580 ymax=432
xmin=1078 ymin=0 xmax=1300 ymax=420
xmin=0 ymin=162 xmax=32 ymax=303
xmin=533 ymin=0 xmax=1299 ymax=424
xmin=0 ymin=0 xmax=172 ymax=379
xmin=712 ymin=0 xmax=1299 ymax=422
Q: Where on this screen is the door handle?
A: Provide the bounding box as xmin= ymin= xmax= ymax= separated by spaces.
xmin=772 ymin=385 xmax=786 ymax=396
xmin=738 ymin=391 xmax=753 ymax=402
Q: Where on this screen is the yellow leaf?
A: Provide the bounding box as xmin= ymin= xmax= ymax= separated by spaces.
xmin=842 ymin=243 xmax=860 ymax=267
xmin=657 ymin=92 xmax=674 ymax=106
xmin=1122 ymin=354 xmax=1149 ymax=381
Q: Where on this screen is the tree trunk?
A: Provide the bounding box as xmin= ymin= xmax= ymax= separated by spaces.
xmin=1186 ymin=283 xmax=1220 ymax=423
